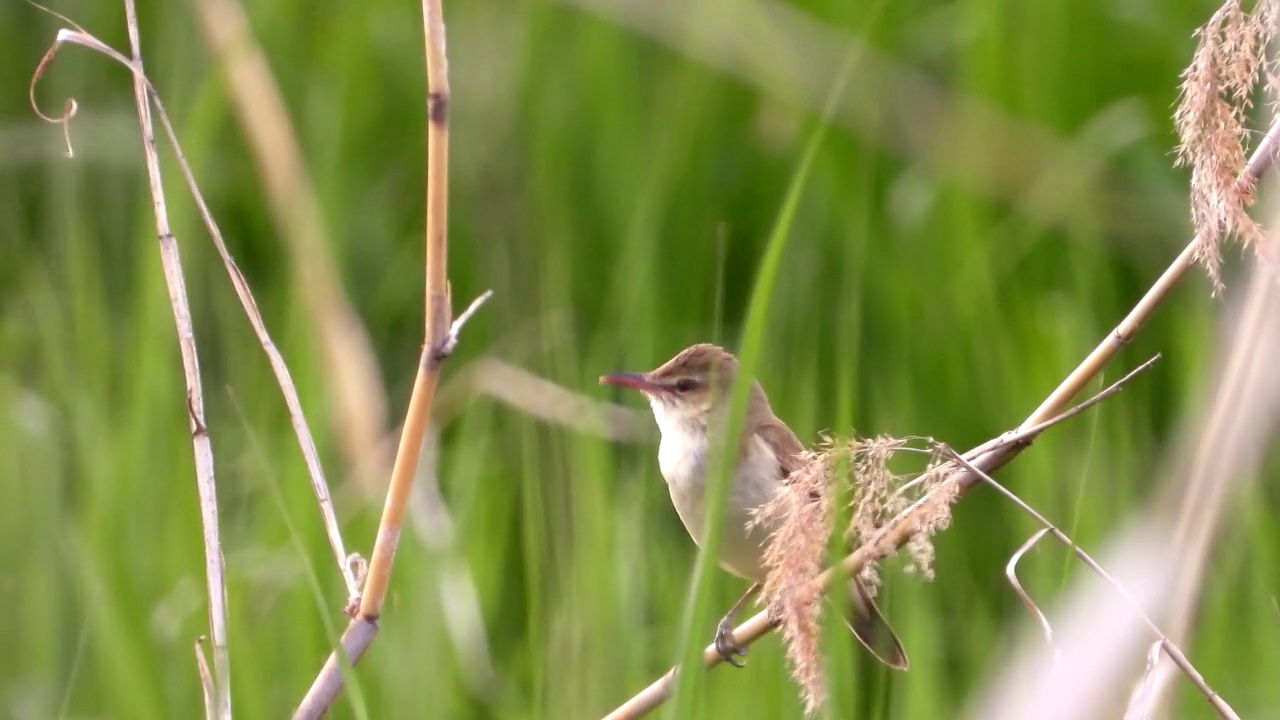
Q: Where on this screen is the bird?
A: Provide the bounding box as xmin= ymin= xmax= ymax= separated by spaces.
xmin=600 ymin=343 xmax=908 ymax=669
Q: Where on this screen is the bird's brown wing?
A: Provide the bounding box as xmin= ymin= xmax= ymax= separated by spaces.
xmin=751 ymin=418 xmax=807 ymax=478
xmin=753 ymin=417 xmax=910 ymax=670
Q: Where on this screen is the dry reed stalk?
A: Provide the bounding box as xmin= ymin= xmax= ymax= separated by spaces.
xmin=121 ymin=3 xmax=231 ymax=717
xmin=292 ymin=1 xmax=493 ymax=716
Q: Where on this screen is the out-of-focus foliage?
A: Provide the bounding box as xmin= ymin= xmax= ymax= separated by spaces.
xmin=2 ymin=0 xmax=1276 ymax=718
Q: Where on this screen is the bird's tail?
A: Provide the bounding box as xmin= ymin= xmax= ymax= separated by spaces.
xmin=838 ymin=576 xmax=909 ymax=670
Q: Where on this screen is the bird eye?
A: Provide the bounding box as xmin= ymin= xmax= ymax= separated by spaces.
xmin=674 ymin=378 xmax=697 ymax=393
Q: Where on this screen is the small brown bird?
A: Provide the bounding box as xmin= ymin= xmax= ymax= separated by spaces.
xmin=601 ymin=343 xmax=908 ymax=669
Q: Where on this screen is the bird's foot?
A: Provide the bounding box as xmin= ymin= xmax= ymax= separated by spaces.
xmin=715 ymin=617 xmax=749 ymax=668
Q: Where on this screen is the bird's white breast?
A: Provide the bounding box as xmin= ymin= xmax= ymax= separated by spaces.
xmin=651 ymin=401 xmax=782 ymax=581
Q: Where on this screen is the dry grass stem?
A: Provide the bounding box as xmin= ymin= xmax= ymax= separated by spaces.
xmin=1126 ymin=642 xmax=1166 ymax=720
xmin=348 ymin=0 xmax=453 ymax=620
xmin=194 ymin=638 xmax=215 ymax=720
xmin=1007 ymin=529 xmax=1055 ymax=646
xmin=971 ymin=525 xmax=1178 ymax=719
xmin=1023 ymin=113 xmax=1280 ymax=427
xmin=292 ymin=0 xmax=473 ymax=716
xmin=121 ymin=3 xmax=231 ymax=716
xmin=945 ymin=449 xmax=1241 ymax=720
xmin=439 ymin=290 xmax=495 ymax=358
xmin=372 ymin=291 xmax=490 ymax=549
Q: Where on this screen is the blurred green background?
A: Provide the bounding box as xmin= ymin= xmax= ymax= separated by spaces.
xmin=3 ymin=0 xmax=1277 ymax=717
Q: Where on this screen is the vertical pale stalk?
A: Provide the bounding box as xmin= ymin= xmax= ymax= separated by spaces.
xmin=359 ymin=0 xmax=453 ymax=620
xmin=292 ymin=1 xmax=459 ymax=716
xmin=122 ymin=1 xmax=231 ymax=717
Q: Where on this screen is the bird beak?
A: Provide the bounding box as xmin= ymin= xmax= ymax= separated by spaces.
xmin=599 ymin=372 xmax=668 ymax=395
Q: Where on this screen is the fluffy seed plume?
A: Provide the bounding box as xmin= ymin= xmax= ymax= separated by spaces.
xmin=754 ymin=446 xmax=833 ymax=713
xmin=849 ymin=437 xmax=956 ymax=582
xmin=1174 ymin=0 xmax=1279 ymax=291
xmin=752 ymin=435 xmax=955 ymax=714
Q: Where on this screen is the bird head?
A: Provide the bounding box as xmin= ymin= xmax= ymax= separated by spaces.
xmin=601 ymin=343 xmax=766 ymax=430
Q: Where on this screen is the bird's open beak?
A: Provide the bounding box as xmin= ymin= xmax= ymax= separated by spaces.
xmin=599 ymin=372 xmax=668 ymax=395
